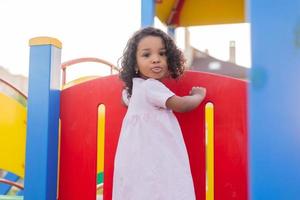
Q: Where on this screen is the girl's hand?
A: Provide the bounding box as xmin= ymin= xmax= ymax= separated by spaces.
xmin=167 ymin=86 xmax=206 ymax=112
xmin=189 ymin=86 xmax=206 ymax=97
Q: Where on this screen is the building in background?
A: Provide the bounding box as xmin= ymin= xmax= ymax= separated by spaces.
xmin=0 ymin=66 xmax=28 ymax=106
xmin=189 ymin=46 xmax=248 ymax=80
xmin=0 ymin=66 xmax=28 ymax=94
xmin=183 ymin=28 xmax=248 ymax=80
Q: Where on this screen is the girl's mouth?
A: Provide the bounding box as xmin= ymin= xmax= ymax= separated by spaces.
xmin=151 ymin=67 xmax=162 ymax=73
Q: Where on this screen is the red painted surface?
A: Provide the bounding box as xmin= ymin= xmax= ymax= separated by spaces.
xmin=170 ymin=0 xmax=185 ymax=26
xmin=58 ymin=71 xmax=248 ymax=200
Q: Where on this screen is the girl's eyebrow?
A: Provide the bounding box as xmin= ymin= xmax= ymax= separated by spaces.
xmin=139 ymin=48 xmax=150 ymax=51
xmin=137 ymin=46 xmax=166 ymax=54
xmin=139 ymin=47 xmax=166 ymax=51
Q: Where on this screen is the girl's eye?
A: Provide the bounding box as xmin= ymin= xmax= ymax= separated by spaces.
xmin=159 ymin=51 xmax=166 ymax=56
xmin=142 ymin=53 xmax=150 ymax=57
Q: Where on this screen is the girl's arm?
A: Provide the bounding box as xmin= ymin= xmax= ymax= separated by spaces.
xmin=166 ymin=87 xmax=206 ymax=113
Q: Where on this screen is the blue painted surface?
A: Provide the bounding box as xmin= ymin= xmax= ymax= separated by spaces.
xmin=24 ymin=44 xmax=61 ymax=200
xmin=16 ymin=190 xmax=23 ymax=196
xmin=0 ymin=173 xmax=19 ymax=194
xmin=167 ymin=27 xmax=175 ymax=38
xmin=249 ymin=0 xmax=300 ymax=199
xmin=141 ymin=0 xmax=155 ymax=27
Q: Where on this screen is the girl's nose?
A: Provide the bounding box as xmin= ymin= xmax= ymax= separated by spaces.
xmin=152 ymin=55 xmax=160 ymax=63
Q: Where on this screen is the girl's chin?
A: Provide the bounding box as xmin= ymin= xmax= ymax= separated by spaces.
xmin=139 ymin=73 xmax=166 ymax=80
xmin=140 ymin=75 xmax=165 ymax=80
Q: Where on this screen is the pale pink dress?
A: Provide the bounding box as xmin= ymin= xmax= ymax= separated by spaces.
xmin=113 ymin=78 xmax=195 ymax=200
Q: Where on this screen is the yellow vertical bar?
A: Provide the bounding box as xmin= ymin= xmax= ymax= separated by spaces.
xmin=205 ymin=102 xmax=214 ymax=200
xmin=97 ymin=104 xmax=105 ymax=195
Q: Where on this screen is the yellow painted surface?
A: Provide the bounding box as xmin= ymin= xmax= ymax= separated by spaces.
xmin=0 ymin=93 xmax=26 ymax=178
xmin=97 ymin=105 xmax=105 ymax=176
xmin=155 ymin=0 xmax=175 ymax=24
xmin=205 ymin=102 xmax=214 ymax=200
xmin=62 ymin=76 xmax=99 ymax=90
xmin=156 ymin=0 xmax=245 ymax=26
xmin=29 ymin=37 xmax=62 ymax=49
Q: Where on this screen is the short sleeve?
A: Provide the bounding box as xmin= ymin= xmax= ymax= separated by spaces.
xmin=144 ymin=79 xmax=175 ymax=109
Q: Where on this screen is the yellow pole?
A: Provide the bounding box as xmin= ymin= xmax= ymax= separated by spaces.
xmin=205 ymin=102 xmax=214 ymax=200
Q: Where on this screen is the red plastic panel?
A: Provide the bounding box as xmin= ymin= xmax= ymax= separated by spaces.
xmin=165 ymin=71 xmax=248 ymax=200
xmin=58 ymin=71 xmax=248 ymax=200
xmin=59 ymin=75 xmax=125 ymax=200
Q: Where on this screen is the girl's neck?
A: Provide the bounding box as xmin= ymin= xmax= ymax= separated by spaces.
xmin=137 ymin=74 xmax=166 ymax=81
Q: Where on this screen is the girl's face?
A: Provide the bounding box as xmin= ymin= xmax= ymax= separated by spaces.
xmin=136 ymin=36 xmax=168 ymax=80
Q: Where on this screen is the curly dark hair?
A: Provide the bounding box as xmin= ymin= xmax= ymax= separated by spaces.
xmin=119 ymin=26 xmax=186 ymax=96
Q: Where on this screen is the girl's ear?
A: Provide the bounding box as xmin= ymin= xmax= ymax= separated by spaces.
xmin=135 ymin=67 xmax=139 ymax=74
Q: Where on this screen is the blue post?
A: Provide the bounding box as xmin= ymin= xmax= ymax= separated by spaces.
xmin=249 ymin=0 xmax=300 ymax=199
xmin=141 ymin=0 xmax=155 ymax=27
xmin=24 ymin=37 xmax=61 ymax=200
xmin=167 ymin=27 xmax=175 ymax=38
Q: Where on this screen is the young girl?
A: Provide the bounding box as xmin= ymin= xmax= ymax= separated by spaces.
xmin=113 ymin=27 xmax=206 ymax=200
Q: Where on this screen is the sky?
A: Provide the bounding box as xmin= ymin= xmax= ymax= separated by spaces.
xmin=0 ymin=0 xmax=250 ymax=82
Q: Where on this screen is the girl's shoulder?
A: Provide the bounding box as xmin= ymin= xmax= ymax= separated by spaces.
xmin=143 ymin=78 xmax=166 ymax=88
xmin=133 ymin=78 xmax=169 ymax=94
xmin=133 ymin=77 xmax=164 ymax=88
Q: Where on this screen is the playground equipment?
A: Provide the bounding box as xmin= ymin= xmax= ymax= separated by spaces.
xmin=0 ymin=57 xmax=118 ymax=199
xmin=1 ymin=37 xmax=248 ymax=199
xmin=0 ymin=79 xmax=26 ymax=196
xmin=61 ymin=57 xmax=119 ymax=88
xmin=144 ymin=0 xmax=300 ymax=199
xmin=2 ymin=0 xmax=300 ymax=199
xmin=60 ymin=57 xmax=119 ymax=191
xmin=17 ymin=37 xmax=247 ymax=200
xmin=58 ymin=70 xmax=248 ymax=200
